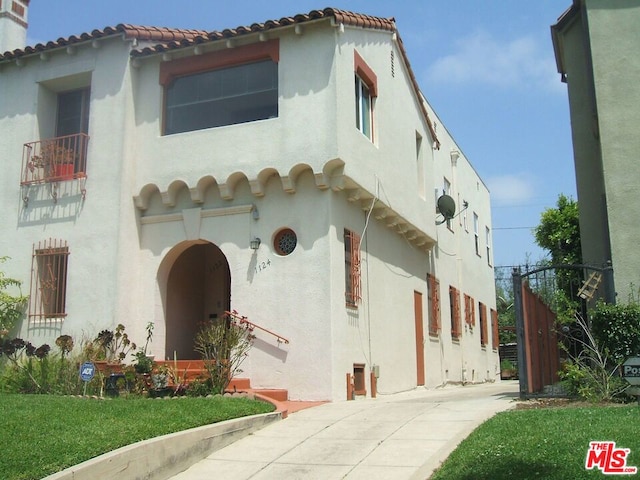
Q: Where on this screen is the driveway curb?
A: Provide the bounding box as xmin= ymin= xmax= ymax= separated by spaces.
xmin=43 ymin=411 xmax=282 ymax=480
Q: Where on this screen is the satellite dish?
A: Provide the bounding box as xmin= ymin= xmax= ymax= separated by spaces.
xmin=437 ymin=194 xmax=456 ymax=221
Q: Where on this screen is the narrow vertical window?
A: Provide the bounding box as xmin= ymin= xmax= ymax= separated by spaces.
xmin=479 ymin=302 xmax=488 ymax=346
xmin=29 ymin=239 xmax=69 ymax=321
xmin=473 ymin=212 xmax=480 ymax=256
xmin=486 ymin=227 xmax=491 ymax=266
xmin=354 ymin=50 xmax=377 ymax=142
xmin=491 ymin=308 xmax=499 ymax=350
xmin=427 ymin=273 xmax=441 ymax=336
xmin=344 ymin=229 xmax=361 ymax=307
xmin=449 ymin=286 xmax=461 ymax=339
xmin=416 ymin=132 xmax=425 ymax=199
xmin=463 ymin=202 xmax=468 ymax=232
xmin=443 ymin=178 xmax=453 ymax=230
xmin=355 ymin=75 xmax=372 ymax=139
xmin=464 ymin=293 xmax=475 ymax=327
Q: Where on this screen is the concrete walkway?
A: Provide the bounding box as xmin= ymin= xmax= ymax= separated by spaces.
xmin=170 ymin=381 xmax=519 ymax=480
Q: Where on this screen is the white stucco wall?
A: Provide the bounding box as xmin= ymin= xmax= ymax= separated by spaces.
xmin=0 ymin=36 xmax=139 ymax=345
xmin=0 ymin=16 xmax=498 ymax=400
xmin=424 ymin=101 xmax=499 ymax=384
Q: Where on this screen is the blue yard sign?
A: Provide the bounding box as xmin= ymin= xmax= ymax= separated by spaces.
xmin=80 ymin=362 xmax=95 ymax=382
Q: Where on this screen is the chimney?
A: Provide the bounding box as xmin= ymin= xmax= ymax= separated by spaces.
xmin=0 ymin=0 xmax=29 ymax=54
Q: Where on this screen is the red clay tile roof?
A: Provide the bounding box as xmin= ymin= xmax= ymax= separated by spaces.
xmin=0 ymin=8 xmax=394 ymax=61
xmin=0 ymin=24 xmax=208 ymax=60
xmin=0 ymin=7 xmax=439 ymax=147
xmin=130 ymin=8 xmax=396 ymax=57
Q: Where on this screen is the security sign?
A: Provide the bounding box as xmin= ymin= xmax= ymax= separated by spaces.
xmin=79 ymin=362 xmax=96 ymax=382
xmin=622 ymin=357 xmax=640 ymax=386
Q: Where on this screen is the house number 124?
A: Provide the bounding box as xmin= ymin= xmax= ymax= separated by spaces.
xmin=255 ymin=259 xmax=271 ymax=274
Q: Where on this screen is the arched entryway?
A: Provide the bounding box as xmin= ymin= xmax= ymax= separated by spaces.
xmin=160 ymin=241 xmax=230 ymax=360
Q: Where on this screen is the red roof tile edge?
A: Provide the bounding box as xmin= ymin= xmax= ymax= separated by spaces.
xmin=0 ymin=8 xmax=394 ymax=61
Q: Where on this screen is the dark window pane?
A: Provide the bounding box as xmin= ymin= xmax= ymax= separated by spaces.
xmin=56 ymin=89 xmax=90 ymax=136
xmin=165 ymin=60 xmax=278 ymax=135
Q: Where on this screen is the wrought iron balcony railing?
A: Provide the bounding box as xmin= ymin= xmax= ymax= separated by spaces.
xmin=21 ymin=133 xmax=89 ymax=185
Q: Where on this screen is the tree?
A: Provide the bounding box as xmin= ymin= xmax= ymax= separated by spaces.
xmin=533 ymin=195 xmax=583 ymax=322
xmin=534 ymin=194 xmax=581 ymax=266
xmin=495 ymin=267 xmax=516 ymax=344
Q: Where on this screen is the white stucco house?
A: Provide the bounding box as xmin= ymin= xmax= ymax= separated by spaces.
xmin=0 ymin=3 xmax=499 ymax=401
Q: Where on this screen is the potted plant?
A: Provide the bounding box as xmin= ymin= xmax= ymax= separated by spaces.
xmin=38 ymin=142 xmax=74 ymax=180
xmin=93 ymin=324 xmax=136 ymax=372
xmin=150 ymin=363 xmax=172 ymax=397
xmin=500 ymin=359 xmax=516 ymax=379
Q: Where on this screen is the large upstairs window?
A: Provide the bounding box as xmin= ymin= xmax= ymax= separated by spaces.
xmin=164 ymin=59 xmax=278 ymax=135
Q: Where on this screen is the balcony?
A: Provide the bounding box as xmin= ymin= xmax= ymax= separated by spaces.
xmin=21 ymin=133 xmax=89 ymax=186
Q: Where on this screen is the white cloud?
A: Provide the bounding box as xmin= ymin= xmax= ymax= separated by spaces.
xmin=427 ymin=30 xmax=562 ymax=92
xmin=487 ymin=173 xmax=536 ymax=205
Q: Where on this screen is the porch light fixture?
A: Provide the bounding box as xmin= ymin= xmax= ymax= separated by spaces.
xmin=250 ymin=237 xmax=261 ymax=250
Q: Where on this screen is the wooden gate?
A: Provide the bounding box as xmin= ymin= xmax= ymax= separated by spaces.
xmin=520 ymin=280 xmax=560 ymax=394
xmin=512 ymin=263 xmax=615 ymax=397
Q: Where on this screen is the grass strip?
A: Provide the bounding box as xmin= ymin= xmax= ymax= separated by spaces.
xmin=430 ymin=405 xmax=640 ymax=479
xmin=2 ymin=393 xmax=274 ymax=480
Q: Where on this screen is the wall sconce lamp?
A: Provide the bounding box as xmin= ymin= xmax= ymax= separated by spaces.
xmin=250 ymin=237 xmax=261 ymax=250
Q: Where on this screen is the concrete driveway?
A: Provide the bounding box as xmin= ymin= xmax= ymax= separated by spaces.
xmin=170 ymin=381 xmax=519 ymax=480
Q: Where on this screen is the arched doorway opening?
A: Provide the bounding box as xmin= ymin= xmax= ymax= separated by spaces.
xmin=160 ymin=241 xmax=230 ymax=360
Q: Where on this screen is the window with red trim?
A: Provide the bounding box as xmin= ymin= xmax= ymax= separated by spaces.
xmin=479 ymin=302 xmax=488 ymax=346
xmin=449 ymin=286 xmax=462 ymax=339
xmin=161 ymin=41 xmax=280 ymax=135
xmin=354 ymin=50 xmax=377 ymax=141
xmin=427 ymin=274 xmax=441 ymax=336
xmin=491 ymin=308 xmax=499 ymax=350
xmin=344 ymin=229 xmax=361 ymax=307
xmin=464 ymin=293 xmax=475 ymax=327
xmin=29 ymin=239 xmax=69 ymax=321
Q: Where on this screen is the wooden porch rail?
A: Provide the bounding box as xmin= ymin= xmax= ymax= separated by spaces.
xmin=225 ymin=310 xmax=290 ymax=344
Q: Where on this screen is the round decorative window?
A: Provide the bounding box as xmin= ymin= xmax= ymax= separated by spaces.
xmin=274 ymin=228 xmax=297 ymax=256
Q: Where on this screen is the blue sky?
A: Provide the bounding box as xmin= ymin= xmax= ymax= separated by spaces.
xmin=24 ymin=1 xmax=576 ymax=269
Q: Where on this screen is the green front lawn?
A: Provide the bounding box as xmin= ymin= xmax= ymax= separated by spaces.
xmin=431 ymin=404 xmax=640 ymax=479
xmin=2 ymin=394 xmax=274 ymax=480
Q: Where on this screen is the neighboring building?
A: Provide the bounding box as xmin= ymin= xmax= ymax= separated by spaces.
xmin=0 ymin=5 xmax=498 ymax=401
xmin=551 ymin=0 xmax=640 ymax=301
xmin=0 ymin=0 xmax=28 ymax=53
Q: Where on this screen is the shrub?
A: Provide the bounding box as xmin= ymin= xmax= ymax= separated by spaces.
xmin=590 ymin=301 xmax=640 ymax=363
xmin=558 ymin=313 xmax=629 ymax=402
xmin=0 ymin=335 xmax=104 ymax=395
xmin=186 ymin=377 xmax=213 ymax=397
xmin=194 ymin=313 xmax=254 ymax=395
xmin=0 ymin=257 xmax=28 ymax=335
